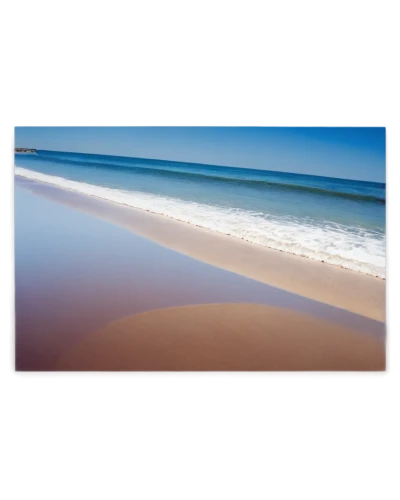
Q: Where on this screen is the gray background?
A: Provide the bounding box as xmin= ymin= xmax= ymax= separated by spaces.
xmin=0 ymin=9 xmax=400 ymax=500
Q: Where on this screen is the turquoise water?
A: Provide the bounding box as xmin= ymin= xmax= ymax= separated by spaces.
xmin=15 ymin=150 xmax=386 ymax=277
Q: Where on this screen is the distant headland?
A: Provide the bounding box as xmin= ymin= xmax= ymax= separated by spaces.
xmin=15 ymin=148 xmax=36 ymax=153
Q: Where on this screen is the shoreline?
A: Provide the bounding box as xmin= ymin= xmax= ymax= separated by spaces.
xmin=15 ymin=166 xmax=385 ymax=279
xmin=15 ymin=175 xmax=386 ymax=322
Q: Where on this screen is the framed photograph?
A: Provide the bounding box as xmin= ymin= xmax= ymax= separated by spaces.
xmin=14 ymin=127 xmax=386 ymax=371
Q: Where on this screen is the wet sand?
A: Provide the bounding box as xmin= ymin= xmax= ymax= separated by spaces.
xmin=58 ymin=304 xmax=385 ymax=371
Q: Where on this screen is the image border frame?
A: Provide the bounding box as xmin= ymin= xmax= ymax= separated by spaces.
xmin=8 ymin=120 xmax=400 ymax=385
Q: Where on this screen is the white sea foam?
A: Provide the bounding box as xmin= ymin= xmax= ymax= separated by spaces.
xmin=15 ymin=167 xmax=386 ymax=278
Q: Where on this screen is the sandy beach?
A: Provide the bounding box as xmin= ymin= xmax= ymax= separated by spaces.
xmin=15 ymin=177 xmax=385 ymax=371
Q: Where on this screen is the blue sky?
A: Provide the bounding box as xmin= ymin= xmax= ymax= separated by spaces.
xmin=15 ymin=127 xmax=386 ymax=182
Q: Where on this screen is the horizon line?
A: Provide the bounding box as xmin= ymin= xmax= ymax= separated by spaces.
xmin=15 ymin=147 xmax=385 ymax=185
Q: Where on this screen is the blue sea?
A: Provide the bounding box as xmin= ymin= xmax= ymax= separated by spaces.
xmin=15 ymin=150 xmax=386 ymax=278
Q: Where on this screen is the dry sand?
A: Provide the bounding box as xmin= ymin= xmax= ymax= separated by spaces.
xmin=18 ymin=177 xmax=385 ymax=322
xmin=58 ymin=303 xmax=385 ymax=371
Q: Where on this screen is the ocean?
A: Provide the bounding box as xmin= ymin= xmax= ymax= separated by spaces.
xmin=15 ymin=150 xmax=386 ymax=278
